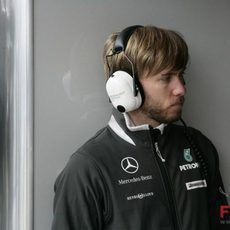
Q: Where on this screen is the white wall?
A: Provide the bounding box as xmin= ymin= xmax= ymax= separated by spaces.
xmin=34 ymin=0 xmax=230 ymax=229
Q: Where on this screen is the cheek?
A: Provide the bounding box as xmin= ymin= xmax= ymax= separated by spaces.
xmin=143 ymin=92 xmax=173 ymax=113
xmin=142 ymin=86 xmax=166 ymax=104
xmin=141 ymin=82 xmax=158 ymax=98
xmin=143 ymin=91 xmax=161 ymax=109
xmin=140 ymin=79 xmax=170 ymax=107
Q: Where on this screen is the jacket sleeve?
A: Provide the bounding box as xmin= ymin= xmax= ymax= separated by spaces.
xmin=51 ymin=152 xmax=110 ymax=230
xmin=208 ymin=152 xmax=229 ymax=230
xmin=193 ymin=129 xmax=229 ymax=229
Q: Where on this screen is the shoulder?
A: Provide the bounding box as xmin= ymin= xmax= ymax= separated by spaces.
xmin=171 ymin=123 xmax=220 ymax=182
xmin=168 ymin=123 xmax=217 ymax=151
xmin=167 ymin=123 xmax=219 ymax=166
xmin=55 ymin=126 xmax=112 ymax=189
xmin=185 ymin=125 xmax=218 ymax=158
xmin=78 ymin=125 xmax=113 ymax=154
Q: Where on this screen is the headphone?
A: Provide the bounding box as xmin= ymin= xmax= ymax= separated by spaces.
xmin=106 ymin=25 xmax=144 ymax=113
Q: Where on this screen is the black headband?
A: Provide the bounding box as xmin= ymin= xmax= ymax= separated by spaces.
xmin=113 ymin=25 xmax=143 ymax=54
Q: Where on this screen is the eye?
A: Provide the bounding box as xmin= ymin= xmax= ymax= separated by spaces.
xmin=161 ymin=74 xmax=172 ymax=83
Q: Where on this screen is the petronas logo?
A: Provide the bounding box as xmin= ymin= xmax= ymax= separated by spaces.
xmin=184 ymin=148 xmax=193 ymax=162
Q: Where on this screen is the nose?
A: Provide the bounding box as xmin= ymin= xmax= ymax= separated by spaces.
xmin=172 ymin=76 xmax=186 ymax=96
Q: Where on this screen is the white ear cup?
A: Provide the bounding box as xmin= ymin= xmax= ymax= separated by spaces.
xmin=106 ymin=71 xmax=142 ymax=112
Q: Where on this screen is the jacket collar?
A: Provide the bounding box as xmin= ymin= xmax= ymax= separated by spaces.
xmin=108 ymin=109 xmax=166 ymax=146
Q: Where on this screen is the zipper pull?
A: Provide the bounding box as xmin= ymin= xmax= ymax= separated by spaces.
xmin=155 ymin=142 xmax=166 ymax=162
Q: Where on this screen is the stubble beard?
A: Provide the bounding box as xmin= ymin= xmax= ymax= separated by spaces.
xmin=140 ymin=100 xmax=184 ymax=124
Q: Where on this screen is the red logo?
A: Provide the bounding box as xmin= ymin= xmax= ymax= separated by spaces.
xmin=220 ymin=205 xmax=230 ymax=219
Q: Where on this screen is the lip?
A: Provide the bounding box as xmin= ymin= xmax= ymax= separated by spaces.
xmin=170 ymin=104 xmax=183 ymax=110
xmin=170 ymin=101 xmax=184 ymax=108
xmin=171 ymin=97 xmax=185 ymax=107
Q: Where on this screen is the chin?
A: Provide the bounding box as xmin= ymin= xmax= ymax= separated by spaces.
xmin=167 ymin=112 xmax=182 ymax=123
xmin=159 ymin=111 xmax=183 ymax=124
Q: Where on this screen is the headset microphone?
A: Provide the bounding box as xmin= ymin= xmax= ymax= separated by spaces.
xmin=105 ymin=25 xmax=144 ymax=113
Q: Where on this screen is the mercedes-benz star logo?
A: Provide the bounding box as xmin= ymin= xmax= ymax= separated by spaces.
xmin=121 ymin=157 xmax=139 ymax=174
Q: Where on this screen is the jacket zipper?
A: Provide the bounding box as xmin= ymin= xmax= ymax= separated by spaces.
xmin=150 ymin=128 xmax=182 ymax=230
xmin=155 ymin=142 xmax=166 ymax=162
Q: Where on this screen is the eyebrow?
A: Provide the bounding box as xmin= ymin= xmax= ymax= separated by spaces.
xmin=164 ymin=68 xmax=186 ymax=74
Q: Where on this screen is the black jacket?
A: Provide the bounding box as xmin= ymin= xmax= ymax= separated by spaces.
xmin=52 ymin=110 xmax=228 ymax=230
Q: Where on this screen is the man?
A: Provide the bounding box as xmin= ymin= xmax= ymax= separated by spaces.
xmin=52 ymin=25 xmax=228 ymax=230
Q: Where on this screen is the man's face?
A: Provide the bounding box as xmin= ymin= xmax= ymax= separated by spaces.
xmin=139 ymin=69 xmax=186 ymax=124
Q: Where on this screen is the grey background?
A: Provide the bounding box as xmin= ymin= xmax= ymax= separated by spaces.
xmin=34 ymin=0 xmax=230 ymax=229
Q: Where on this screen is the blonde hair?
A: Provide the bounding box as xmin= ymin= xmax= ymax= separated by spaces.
xmin=103 ymin=25 xmax=189 ymax=79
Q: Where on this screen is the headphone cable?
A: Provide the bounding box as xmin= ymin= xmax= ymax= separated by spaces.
xmin=180 ymin=118 xmax=209 ymax=185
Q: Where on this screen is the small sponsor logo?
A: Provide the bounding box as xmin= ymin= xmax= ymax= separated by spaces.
xmin=185 ymin=179 xmax=207 ymax=190
xmin=127 ymin=192 xmax=154 ymax=201
xmin=118 ymin=175 xmax=153 ymax=185
xmin=121 ymin=157 xmax=139 ymax=174
xmin=179 ymin=162 xmax=199 ymax=171
xmin=184 ymin=148 xmax=193 ymax=162
xmin=110 ymin=91 xmax=125 ymax=100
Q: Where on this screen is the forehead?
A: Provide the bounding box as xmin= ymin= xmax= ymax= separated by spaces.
xmin=143 ymin=67 xmax=185 ymax=78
